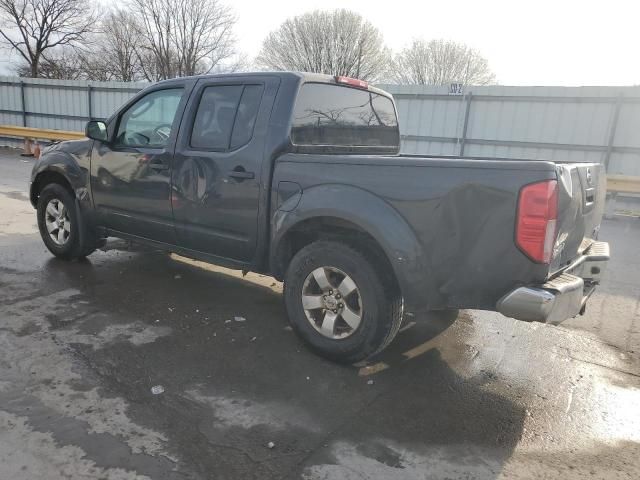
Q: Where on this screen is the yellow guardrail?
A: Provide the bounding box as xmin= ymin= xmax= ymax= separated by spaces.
xmin=607 ymin=175 xmax=640 ymax=195
xmin=1 ymin=124 xmax=639 ymax=194
xmin=0 ymin=124 xmax=85 ymax=141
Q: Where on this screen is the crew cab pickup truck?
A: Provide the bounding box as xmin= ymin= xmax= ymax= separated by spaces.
xmin=30 ymin=72 xmax=610 ymax=362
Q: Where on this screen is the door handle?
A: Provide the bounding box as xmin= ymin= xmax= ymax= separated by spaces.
xmin=149 ymin=162 xmax=169 ymax=171
xmin=228 ymin=167 xmax=255 ymax=180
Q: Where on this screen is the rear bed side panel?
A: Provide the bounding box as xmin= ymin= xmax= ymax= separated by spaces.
xmin=272 ymin=154 xmax=557 ymax=312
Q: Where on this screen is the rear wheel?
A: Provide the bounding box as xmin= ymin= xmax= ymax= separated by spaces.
xmin=284 ymin=240 xmax=403 ymax=363
xmin=37 ymin=183 xmax=98 ymax=260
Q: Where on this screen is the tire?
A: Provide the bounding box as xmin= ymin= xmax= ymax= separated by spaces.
xmin=36 ymin=183 xmax=97 ymax=260
xmin=284 ymin=240 xmax=403 ymax=363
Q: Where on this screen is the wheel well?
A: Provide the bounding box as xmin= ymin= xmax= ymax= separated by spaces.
xmin=273 ymin=217 xmax=400 ymax=293
xmin=31 ymin=171 xmax=74 ymax=206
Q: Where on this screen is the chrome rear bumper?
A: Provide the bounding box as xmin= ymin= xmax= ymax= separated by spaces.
xmin=497 ymin=241 xmax=609 ymax=325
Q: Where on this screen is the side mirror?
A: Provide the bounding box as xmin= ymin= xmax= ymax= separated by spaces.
xmin=85 ymin=120 xmax=108 ymax=142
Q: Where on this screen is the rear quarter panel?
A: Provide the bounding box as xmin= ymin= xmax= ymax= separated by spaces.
xmin=272 ymin=154 xmax=557 ymax=312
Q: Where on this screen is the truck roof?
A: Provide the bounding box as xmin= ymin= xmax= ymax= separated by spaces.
xmin=156 ymin=71 xmax=392 ymax=98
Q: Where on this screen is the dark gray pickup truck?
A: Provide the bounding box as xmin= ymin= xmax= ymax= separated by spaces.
xmin=30 ymin=71 xmax=610 ymax=362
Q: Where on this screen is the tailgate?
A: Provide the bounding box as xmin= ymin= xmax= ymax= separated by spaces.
xmin=550 ymin=162 xmax=606 ymax=273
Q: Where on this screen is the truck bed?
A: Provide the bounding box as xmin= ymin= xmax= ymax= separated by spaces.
xmin=272 ymin=153 xmax=606 ymax=312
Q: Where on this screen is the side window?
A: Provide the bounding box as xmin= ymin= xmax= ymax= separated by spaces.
xmin=191 ymin=85 xmax=243 ymax=150
xmin=190 ymin=84 xmax=264 ymax=151
xmin=230 ymin=85 xmax=264 ymax=149
xmin=115 ymin=88 xmax=183 ymax=148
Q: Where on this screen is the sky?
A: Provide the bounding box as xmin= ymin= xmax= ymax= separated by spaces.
xmin=1 ymin=0 xmax=639 ymax=86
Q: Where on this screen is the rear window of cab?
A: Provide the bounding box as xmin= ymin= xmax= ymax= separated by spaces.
xmin=290 ymin=83 xmax=400 ymax=150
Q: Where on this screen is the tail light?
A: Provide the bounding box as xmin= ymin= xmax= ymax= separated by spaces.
xmin=516 ymin=180 xmax=558 ymax=264
xmin=335 ymin=76 xmax=368 ymax=89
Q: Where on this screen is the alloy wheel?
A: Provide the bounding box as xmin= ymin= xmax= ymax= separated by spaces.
xmin=301 ymin=266 xmax=363 ymax=339
xmin=44 ymin=198 xmax=71 ymax=246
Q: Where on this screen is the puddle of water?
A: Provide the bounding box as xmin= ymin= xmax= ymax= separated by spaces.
xmin=303 ymin=440 xmax=499 ymax=480
xmin=186 ymin=388 xmax=320 ymax=432
xmin=0 ymin=285 xmax=172 ymax=458
xmin=0 ymin=411 xmax=152 ymax=480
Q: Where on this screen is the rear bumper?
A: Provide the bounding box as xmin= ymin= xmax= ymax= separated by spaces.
xmin=497 ymin=241 xmax=610 ymax=325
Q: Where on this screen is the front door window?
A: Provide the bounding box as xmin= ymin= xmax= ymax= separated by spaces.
xmin=115 ymin=88 xmax=184 ymax=148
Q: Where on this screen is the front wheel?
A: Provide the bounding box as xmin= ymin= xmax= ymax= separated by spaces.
xmin=36 ymin=183 xmax=97 ymax=260
xmin=284 ymin=240 xmax=403 ymax=363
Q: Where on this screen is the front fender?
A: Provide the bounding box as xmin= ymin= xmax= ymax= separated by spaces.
xmin=30 ymin=140 xmax=92 ymax=208
xmin=271 ymin=184 xmax=432 ymax=312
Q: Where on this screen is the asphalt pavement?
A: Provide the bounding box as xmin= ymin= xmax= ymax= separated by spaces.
xmin=1 ymin=148 xmax=639 ymax=479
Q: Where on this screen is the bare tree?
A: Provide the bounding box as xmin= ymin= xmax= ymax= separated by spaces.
xmin=15 ymin=46 xmax=82 ymax=79
xmin=76 ymin=50 xmax=118 ymax=82
xmin=173 ymin=0 xmax=235 ymax=76
xmin=0 ymin=0 xmax=98 ymax=77
xmin=70 ymin=9 xmax=145 ymax=82
xmin=98 ymin=9 xmax=144 ymax=82
xmin=130 ymin=0 xmax=173 ymax=80
xmin=392 ymin=39 xmax=495 ymax=86
xmin=13 ymin=11 xmax=144 ymax=82
xmin=129 ymin=0 xmax=236 ymax=81
xmin=256 ymin=9 xmax=391 ymax=82
xmin=208 ymin=53 xmax=250 ymax=74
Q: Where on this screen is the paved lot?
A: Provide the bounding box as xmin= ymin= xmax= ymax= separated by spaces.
xmin=1 ymin=148 xmax=639 ymax=479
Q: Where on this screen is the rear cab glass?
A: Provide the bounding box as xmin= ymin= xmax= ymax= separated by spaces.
xmin=290 ymin=83 xmax=400 ymax=154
